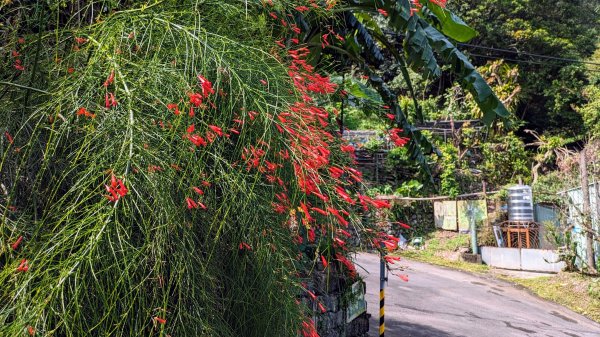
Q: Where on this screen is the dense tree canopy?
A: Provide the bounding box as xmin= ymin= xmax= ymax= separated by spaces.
xmin=450 ymin=0 xmax=600 ymax=136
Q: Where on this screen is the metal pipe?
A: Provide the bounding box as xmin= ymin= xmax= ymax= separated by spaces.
xmin=468 ymin=204 xmax=478 ymax=254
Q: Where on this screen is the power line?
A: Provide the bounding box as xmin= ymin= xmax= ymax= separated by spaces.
xmin=458 ymin=42 xmax=600 ymax=67
xmin=466 ymin=52 xmax=600 ymax=73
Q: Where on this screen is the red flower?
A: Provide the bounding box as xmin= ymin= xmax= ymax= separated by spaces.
xmin=188 ymin=134 xmax=207 ymax=147
xmin=386 ymin=113 xmax=395 ymax=120
xmin=197 ymin=74 xmax=215 ymax=97
xmin=308 ymin=228 xmax=315 ymax=242
xmin=239 ymin=242 xmax=252 ymax=250
xmin=327 ymin=207 xmax=349 ymax=226
xmin=430 ymin=0 xmax=447 ymax=7
xmin=11 ymin=236 xmax=23 ymax=250
xmin=311 ymin=206 xmax=328 ymax=216
xmin=186 ymin=197 xmax=198 ymax=209
xmin=4 ymin=131 xmax=14 ymax=144
xmin=192 ymin=187 xmax=204 ymax=195
xmin=153 ymin=316 xmax=166 ymax=325
xmin=188 ymin=92 xmax=203 ymax=107
xmin=74 ymin=36 xmax=88 ymax=44
xmin=208 ymin=125 xmax=223 ymax=137
xmin=27 ymin=326 xmax=35 ymax=336
xmin=295 ymin=6 xmax=310 ymax=12
xmin=77 ymin=107 xmax=96 ymax=119
xmin=377 ymin=8 xmax=388 ymax=17
xmin=384 ymin=256 xmax=401 ymax=264
xmin=16 ymin=259 xmax=29 ymax=272
xmin=105 ymin=92 xmax=118 ymax=108
xmin=318 ymin=301 xmax=326 ymax=313
xmin=18 ymin=37 xmax=25 ymax=44
xmin=397 ymin=274 xmax=409 ymax=282
xmin=11 ymin=50 xmax=20 ymax=57
xmin=260 ymin=79 xmax=268 ymax=86
xmin=103 ymin=70 xmax=115 ymax=87
xmin=14 ymin=59 xmax=25 ymax=71
xmin=393 ymin=221 xmax=411 ymax=229
xmin=105 ymin=174 xmax=128 ymax=202
xmin=306 ymin=290 xmax=317 ymax=301
xmin=167 ymin=103 xmax=180 ymax=115
xmin=320 ymin=255 xmax=328 ymax=268
xmin=335 ymin=186 xmax=355 ymax=205
xmin=340 ymin=144 xmax=355 ymax=153
xmin=67 ymin=67 xmax=75 ymax=74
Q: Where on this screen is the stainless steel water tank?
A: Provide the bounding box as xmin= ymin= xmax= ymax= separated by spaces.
xmin=507 ymin=185 xmax=534 ymax=221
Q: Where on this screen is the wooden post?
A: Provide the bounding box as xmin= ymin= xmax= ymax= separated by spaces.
xmin=579 ymin=150 xmax=597 ymax=272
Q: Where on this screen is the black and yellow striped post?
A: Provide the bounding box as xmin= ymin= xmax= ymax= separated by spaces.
xmin=379 ymin=244 xmax=386 ymax=337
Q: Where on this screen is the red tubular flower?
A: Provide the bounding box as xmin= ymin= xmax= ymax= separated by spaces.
xmin=308 ymin=228 xmax=315 ymax=242
xmin=430 ymin=0 xmax=447 ymax=7
xmin=197 ymin=74 xmax=215 ymax=97
xmin=188 ymin=92 xmax=203 ymax=107
xmin=208 ymin=125 xmax=223 ymax=137
xmin=320 ymin=255 xmax=328 ymax=268
xmin=105 ymin=92 xmax=118 ymax=108
xmin=306 ymin=290 xmax=317 ymax=301
xmin=328 ymin=166 xmax=344 ymax=179
xmin=337 ymin=229 xmax=351 ymax=238
xmin=14 ymin=59 xmax=25 ymax=71
xmin=74 ymin=37 xmax=88 ymax=44
xmin=77 ymin=107 xmax=95 ymax=119
xmin=300 ymin=201 xmax=314 ymax=225
xmin=105 ymin=174 xmax=127 ymax=202
xmin=11 ymin=236 xmax=23 ymax=250
xmin=192 ymin=187 xmax=204 ymax=195
xmin=239 ymin=242 xmax=252 ymax=250
xmin=377 ymin=8 xmax=388 ymax=16
xmin=167 ymin=103 xmax=180 ymax=115
xmin=295 ymin=5 xmax=309 ymax=12
xmin=16 ymin=259 xmax=29 ymax=272
xmin=318 ymin=301 xmax=327 ymax=313
xmin=340 ymin=144 xmax=355 ymax=153
xmin=103 ymin=70 xmax=114 ymax=87
xmin=153 ymin=316 xmax=166 ymax=325
xmin=186 ymin=197 xmax=198 ymax=209
xmin=384 ymin=256 xmax=401 ymax=264
xmin=11 ymin=50 xmax=20 ymax=57
xmin=335 ymin=186 xmax=356 ymax=205
xmin=27 ymin=326 xmax=35 ymax=336
xmin=397 ymin=274 xmax=409 ymax=282
xmin=311 ymin=207 xmax=328 ymax=216
xmin=393 ymin=221 xmax=411 ymax=229
xmin=188 ymin=134 xmax=207 ymax=147
xmin=4 ymin=131 xmax=14 ymax=144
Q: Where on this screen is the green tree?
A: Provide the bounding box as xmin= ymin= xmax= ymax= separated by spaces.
xmin=450 ymin=0 xmax=600 ymax=135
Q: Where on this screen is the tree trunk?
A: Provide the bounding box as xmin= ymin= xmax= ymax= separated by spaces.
xmin=579 ymin=151 xmax=597 ymax=272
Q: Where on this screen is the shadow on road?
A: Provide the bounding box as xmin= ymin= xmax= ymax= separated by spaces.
xmin=368 ymin=314 xmax=466 ymax=337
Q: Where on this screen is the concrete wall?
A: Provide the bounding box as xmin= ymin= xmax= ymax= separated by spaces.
xmin=481 ymin=247 xmax=566 ymax=273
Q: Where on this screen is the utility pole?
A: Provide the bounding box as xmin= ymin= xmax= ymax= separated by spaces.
xmin=579 ymin=150 xmax=596 ymax=272
xmin=379 ymin=243 xmax=386 ymax=337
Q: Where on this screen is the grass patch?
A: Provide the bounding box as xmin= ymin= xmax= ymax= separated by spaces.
xmin=398 ymin=230 xmax=489 ymax=273
xmin=503 ymin=273 xmax=600 ymax=323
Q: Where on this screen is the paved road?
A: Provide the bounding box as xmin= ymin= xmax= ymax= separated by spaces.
xmin=355 ymin=253 xmax=600 ymax=337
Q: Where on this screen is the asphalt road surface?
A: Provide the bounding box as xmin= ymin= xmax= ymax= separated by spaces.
xmin=355 ymin=252 xmax=600 ymax=337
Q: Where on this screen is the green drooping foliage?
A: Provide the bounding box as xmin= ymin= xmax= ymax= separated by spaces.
xmin=0 ymin=0 xmax=516 ymax=335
